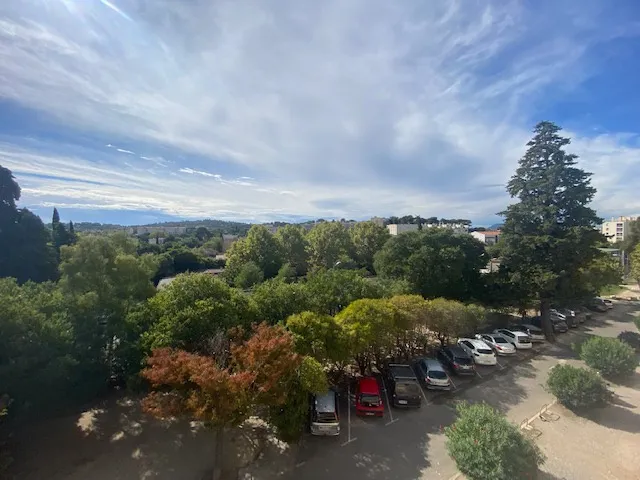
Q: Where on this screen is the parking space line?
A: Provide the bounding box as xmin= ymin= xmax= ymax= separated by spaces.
xmin=380 ymin=376 xmax=396 ymax=424
xmin=341 ymin=382 xmax=356 ymax=446
xmin=475 ymin=368 xmax=483 ymax=379
xmin=448 ymin=375 xmax=457 ymax=391
xmin=385 ymin=418 xmax=399 ymax=426
xmin=418 ymin=381 xmax=429 ymax=403
xmin=496 ymin=358 xmax=505 ymax=370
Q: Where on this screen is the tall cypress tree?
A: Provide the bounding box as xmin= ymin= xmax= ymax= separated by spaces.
xmin=499 ymin=121 xmax=602 ymax=339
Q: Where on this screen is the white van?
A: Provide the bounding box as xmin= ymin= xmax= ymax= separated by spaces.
xmin=310 ymin=390 xmax=340 ymax=436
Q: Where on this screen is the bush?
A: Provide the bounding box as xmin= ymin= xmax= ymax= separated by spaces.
xmin=618 ymin=331 xmax=640 ymax=352
xmin=579 ymin=336 xmax=638 ymax=378
xmin=547 ymin=364 xmax=611 ymax=410
xmin=445 ymin=402 xmax=544 ymax=480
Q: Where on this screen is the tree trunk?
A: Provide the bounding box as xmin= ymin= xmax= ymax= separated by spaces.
xmin=212 ymin=426 xmax=225 ymax=480
xmin=539 ymin=298 xmax=555 ymax=342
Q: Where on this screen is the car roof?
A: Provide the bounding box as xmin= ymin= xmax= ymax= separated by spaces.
xmin=420 ymin=357 xmax=445 ymax=370
xmin=358 ymin=376 xmax=380 ymax=394
xmin=314 ymin=391 xmax=336 ymax=413
xmin=460 ymin=338 xmax=489 ymax=348
xmin=448 ymin=345 xmax=468 ymax=355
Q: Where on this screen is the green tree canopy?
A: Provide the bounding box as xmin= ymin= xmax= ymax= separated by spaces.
xmin=234 ymin=261 xmax=264 ymax=289
xmin=498 ymin=121 xmax=603 ymax=338
xmin=305 ymin=269 xmax=385 ymax=315
xmin=225 ymin=225 xmax=283 ymax=281
xmin=251 ymin=278 xmax=311 ymax=325
xmin=631 ymin=244 xmax=640 ymax=287
xmin=142 ymin=272 xmax=257 ymax=353
xmin=374 ymin=229 xmax=486 ymax=300
xmin=349 ymin=221 xmax=391 ymax=272
xmin=274 ymin=225 xmax=309 ymax=276
xmin=306 ymin=222 xmax=353 ymax=271
xmin=285 ymin=311 xmax=349 ymax=364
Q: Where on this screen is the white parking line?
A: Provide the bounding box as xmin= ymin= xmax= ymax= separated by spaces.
xmin=340 ymin=382 xmax=357 ymax=446
xmin=385 ymin=418 xmax=399 ymax=426
xmin=448 ymin=375 xmax=457 ymax=391
xmin=475 ymin=368 xmax=483 ymax=378
xmin=496 ymin=359 xmax=505 ymax=370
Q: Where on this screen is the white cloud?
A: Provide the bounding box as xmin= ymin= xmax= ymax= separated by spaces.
xmin=0 ymin=0 xmax=638 ymax=222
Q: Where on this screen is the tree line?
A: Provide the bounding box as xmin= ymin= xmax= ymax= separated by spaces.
xmin=0 ymin=122 xmax=624 ymax=454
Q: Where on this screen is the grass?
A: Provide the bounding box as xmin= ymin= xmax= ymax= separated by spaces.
xmin=599 ymin=284 xmax=624 ymax=296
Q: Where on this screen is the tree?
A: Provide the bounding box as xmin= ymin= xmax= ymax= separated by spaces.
xmin=387 ymin=294 xmax=429 ymax=358
xmin=234 ymin=261 xmax=264 ymax=289
xmin=141 ymin=323 xmax=301 ymax=479
xmin=286 ymin=311 xmax=349 ymax=364
xmin=0 ymin=278 xmax=76 ymax=417
xmin=305 ymin=269 xmax=384 ymax=315
xmin=547 ymin=364 xmax=611 ymax=410
xmin=59 ymin=233 xmax=158 ymax=388
xmin=349 ymin=221 xmax=391 ymax=272
xmin=630 ymin=244 xmax=640 ymax=287
xmin=275 ymin=262 xmax=297 ymax=283
xmin=142 ymin=272 xmax=257 ymax=353
xmin=51 ymin=207 xmax=72 ymax=255
xmin=0 ymin=166 xmax=57 ymax=283
xmin=225 ymin=226 xmax=283 ymax=281
xmin=335 ymin=298 xmax=396 ymax=373
xmin=306 ymin=222 xmax=353 ymax=271
xmin=251 ymin=278 xmax=310 ymax=325
xmin=427 ymin=298 xmax=486 ymax=346
xmin=274 ymin=225 xmax=309 ymax=276
xmin=268 ymin=356 xmax=328 ymax=442
xmin=499 ymin=122 xmax=602 ymax=339
xmin=621 ymin=218 xmax=640 ymax=253
xmin=374 ymin=229 xmax=486 ymax=300
xmin=445 ymin=402 xmax=544 ymax=480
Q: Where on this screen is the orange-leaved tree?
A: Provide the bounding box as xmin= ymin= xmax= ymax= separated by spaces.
xmin=141 ymin=323 xmax=301 ymax=479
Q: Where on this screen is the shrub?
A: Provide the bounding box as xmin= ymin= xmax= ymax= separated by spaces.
xmin=547 ymin=364 xmax=611 ymax=410
xmin=580 ymin=336 xmax=638 ymax=378
xmin=618 ymin=331 xmax=640 ymax=353
xmin=445 ymin=402 xmax=544 ymax=480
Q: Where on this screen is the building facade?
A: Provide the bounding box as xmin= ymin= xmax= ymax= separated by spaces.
xmin=471 ymin=230 xmax=501 ymax=245
xmin=387 ymin=223 xmax=419 ymax=236
xmin=601 ymin=216 xmax=637 ymax=244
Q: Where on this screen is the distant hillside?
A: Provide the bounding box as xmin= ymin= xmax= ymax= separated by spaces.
xmin=55 ymin=219 xmax=252 ymax=235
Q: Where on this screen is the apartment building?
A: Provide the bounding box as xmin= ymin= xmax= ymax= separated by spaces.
xmin=471 ymin=230 xmax=501 ymax=245
xmin=601 ymin=216 xmax=637 ymax=243
xmin=387 ymin=223 xmax=419 ymax=236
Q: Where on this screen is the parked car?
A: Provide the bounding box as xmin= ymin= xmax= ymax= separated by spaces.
xmin=385 ymin=363 xmax=422 ymax=408
xmin=509 ymin=324 xmax=545 ymax=342
xmin=475 ymin=333 xmax=516 ymax=355
xmin=310 ymin=390 xmax=340 ymax=436
xmin=586 ymin=297 xmax=608 ymax=312
xmin=551 ymin=308 xmax=578 ymax=328
xmin=493 ymin=329 xmax=533 ymax=350
xmin=354 ymin=376 xmax=384 ymax=417
xmin=437 ymin=346 xmax=476 ymax=375
xmin=530 ymin=315 xmax=568 ymax=333
xmin=457 ymin=338 xmax=498 ymax=366
xmin=413 ymin=357 xmax=452 ymax=390
xmin=600 ymin=298 xmax=614 ymax=309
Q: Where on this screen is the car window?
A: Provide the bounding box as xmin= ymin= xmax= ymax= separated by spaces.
xmin=502 ymin=331 xmax=514 ymax=338
xmin=360 ymin=394 xmax=380 ymax=405
xmin=427 ymin=369 xmax=448 ymax=379
xmin=477 ymin=347 xmax=493 ymax=354
xmin=494 ymin=337 xmax=508 ymax=344
xmin=482 ymin=335 xmax=491 ymax=342
xmin=395 ymin=382 xmax=420 ymax=395
xmin=454 ymin=356 xmax=472 ymax=365
xmin=461 ymin=340 xmax=472 ymax=348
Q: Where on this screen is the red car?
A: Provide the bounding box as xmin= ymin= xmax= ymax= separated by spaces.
xmin=355 ymin=376 xmax=384 ymax=417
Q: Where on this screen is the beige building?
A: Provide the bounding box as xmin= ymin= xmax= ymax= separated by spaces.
xmin=601 ymin=216 xmax=637 ymax=243
xmin=471 ymin=230 xmax=501 ymax=245
xmin=387 ymin=223 xmax=419 ymax=236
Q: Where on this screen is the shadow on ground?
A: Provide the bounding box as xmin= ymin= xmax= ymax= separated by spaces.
xmin=583 ymin=403 xmax=640 ymax=434
xmin=7 ymin=393 xmax=216 ymax=480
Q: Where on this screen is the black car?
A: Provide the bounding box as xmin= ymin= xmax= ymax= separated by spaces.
xmin=586 ymin=297 xmax=608 ymax=312
xmin=436 ymin=346 xmax=475 ymax=375
xmin=530 ymin=315 xmax=568 ymax=333
xmin=384 ymin=363 xmax=422 ymax=408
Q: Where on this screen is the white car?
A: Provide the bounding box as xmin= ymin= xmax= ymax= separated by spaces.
xmin=457 ymin=338 xmax=497 ymax=365
xmin=510 ymin=324 xmax=546 ymax=343
xmin=475 ymin=333 xmax=516 ymax=355
xmin=494 ymin=329 xmax=533 ymax=350
xmin=600 ymin=298 xmax=614 ymax=310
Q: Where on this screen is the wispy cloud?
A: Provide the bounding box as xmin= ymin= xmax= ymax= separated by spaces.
xmin=0 ymin=0 xmax=639 ymax=223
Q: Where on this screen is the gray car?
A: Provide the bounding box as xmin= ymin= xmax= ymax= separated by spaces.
xmin=413 ymin=357 xmax=452 ymax=390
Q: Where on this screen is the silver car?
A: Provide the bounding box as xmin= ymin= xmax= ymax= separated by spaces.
xmin=475 ymin=333 xmax=516 ymax=355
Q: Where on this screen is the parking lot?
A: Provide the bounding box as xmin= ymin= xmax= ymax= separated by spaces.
xmin=283 ymin=302 xmax=639 ymax=480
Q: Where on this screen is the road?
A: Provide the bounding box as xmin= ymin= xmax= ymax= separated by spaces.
xmin=283 ymin=301 xmax=640 ymax=480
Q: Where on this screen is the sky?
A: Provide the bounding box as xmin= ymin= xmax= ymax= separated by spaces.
xmin=1 ymin=0 xmax=639 ymax=226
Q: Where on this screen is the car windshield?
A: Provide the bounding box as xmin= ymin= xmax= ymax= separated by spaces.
xmin=313 ymin=411 xmax=338 ymax=423
xmin=395 ymin=382 xmax=420 ymax=395
xmin=427 ymin=369 xmax=447 ymax=379
xmin=360 ymin=394 xmax=380 ymax=405
xmin=477 ymin=348 xmax=493 ymax=354
xmin=454 ymin=356 xmax=472 ymax=365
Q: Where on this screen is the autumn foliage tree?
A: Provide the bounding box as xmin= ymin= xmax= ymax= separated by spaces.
xmin=141 ymin=323 xmax=310 ymax=478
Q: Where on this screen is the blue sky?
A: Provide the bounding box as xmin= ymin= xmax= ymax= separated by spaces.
xmin=1 ymin=0 xmax=639 ymax=226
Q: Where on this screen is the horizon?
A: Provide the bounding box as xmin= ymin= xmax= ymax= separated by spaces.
xmin=2 ymin=1 xmax=640 ymax=226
